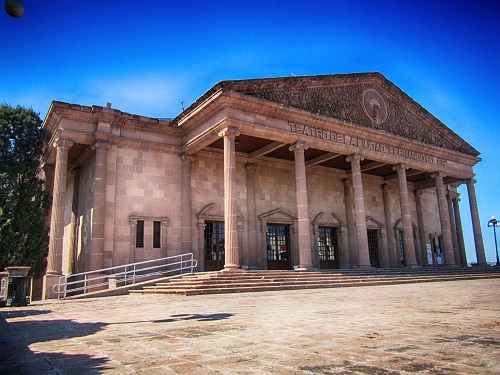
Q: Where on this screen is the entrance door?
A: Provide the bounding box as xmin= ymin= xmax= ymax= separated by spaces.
xmin=204 ymin=221 xmax=225 ymax=271
xmin=266 ymin=224 xmax=292 ymax=270
xmin=318 ymin=227 xmax=339 ymax=269
xmin=367 ymin=229 xmax=380 ymax=268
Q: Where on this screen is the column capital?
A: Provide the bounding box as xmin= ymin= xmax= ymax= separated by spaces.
xmin=161 ymin=218 xmax=170 ymax=227
xmin=53 ymin=137 xmax=73 ymax=150
xmin=92 ymin=140 xmax=111 ymax=151
xmin=392 ymin=163 xmax=409 ymax=171
xmin=218 ymin=127 xmax=240 ymax=138
xmin=468 ymin=178 xmax=477 ymax=185
xmin=129 ymin=215 xmax=139 ymax=225
xmin=431 ymin=171 xmax=446 ymax=179
xmin=346 ymin=153 xmax=364 ymax=163
xmin=181 ymin=153 xmax=195 ymax=163
xmin=381 ymin=183 xmax=391 ymax=191
xmin=289 ymin=141 xmax=309 ymax=152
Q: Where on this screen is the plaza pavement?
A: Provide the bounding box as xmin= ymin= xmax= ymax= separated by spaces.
xmin=1 ymin=278 xmax=499 ymax=374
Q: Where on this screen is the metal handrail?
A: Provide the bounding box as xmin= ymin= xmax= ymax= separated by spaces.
xmin=53 ymin=253 xmax=197 ymax=298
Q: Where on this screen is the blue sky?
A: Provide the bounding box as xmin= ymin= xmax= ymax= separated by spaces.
xmin=1 ymin=0 xmax=499 ymax=263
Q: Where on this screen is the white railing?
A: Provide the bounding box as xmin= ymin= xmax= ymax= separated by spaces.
xmin=53 ymin=253 xmax=197 ymax=299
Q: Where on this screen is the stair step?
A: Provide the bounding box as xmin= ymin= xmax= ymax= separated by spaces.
xmin=129 ymin=271 xmax=500 ymax=296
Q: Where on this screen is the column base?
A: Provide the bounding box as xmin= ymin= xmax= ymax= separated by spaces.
xmin=222 ymin=267 xmax=245 ymax=273
xmin=405 ymin=264 xmax=420 ymax=268
xmin=357 ymin=265 xmax=373 ymax=270
xmin=42 ymin=274 xmax=64 ymax=300
xmin=295 ymin=266 xmax=316 ymax=271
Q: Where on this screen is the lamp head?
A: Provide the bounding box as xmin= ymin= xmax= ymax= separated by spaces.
xmin=4 ymin=0 xmax=24 ymax=18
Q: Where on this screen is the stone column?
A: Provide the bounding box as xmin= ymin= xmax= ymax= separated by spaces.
xmin=414 ymin=190 xmax=429 ymax=267
xmin=343 ymin=178 xmax=357 ymax=267
xmin=43 ymin=138 xmax=73 ymax=299
xmin=346 ymin=154 xmax=371 ymax=268
xmin=90 ymin=141 xmax=110 ymax=271
xmin=66 ymin=168 xmax=81 ymax=275
xmin=447 ymin=191 xmax=461 ymax=266
xmin=246 ymin=163 xmax=259 ymax=269
xmin=289 ymin=141 xmax=314 ymax=270
xmin=181 ymin=154 xmax=194 ymax=255
xmin=42 ymin=164 xmax=56 ymax=230
xmin=466 ymin=179 xmax=487 ymax=265
xmin=432 ymin=172 xmax=455 ymax=266
xmin=394 ymin=164 xmax=417 ymax=267
xmin=381 ymin=183 xmax=397 ymax=267
xmin=218 ymin=127 xmax=241 ymax=270
xmin=452 ymin=195 xmax=467 ymax=266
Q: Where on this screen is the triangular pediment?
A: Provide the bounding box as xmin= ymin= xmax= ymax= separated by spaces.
xmin=259 ymin=208 xmax=297 ymax=223
xmin=213 ymin=73 xmax=478 ymax=156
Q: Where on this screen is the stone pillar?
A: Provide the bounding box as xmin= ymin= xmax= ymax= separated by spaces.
xmin=381 ymin=183 xmax=397 ymax=267
xmin=66 ymin=168 xmax=81 ymax=275
xmin=218 ymin=127 xmax=241 ymax=270
xmin=414 ymin=190 xmax=429 ymax=267
xmin=432 ymin=172 xmax=455 ymax=266
xmin=90 ymin=141 xmax=110 ymax=271
xmin=346 ymin=154 xmax=371 ymax=268
xmin=394 ymin=164 xmax=417 ymax=267
xmin=246 ymin=163 xmax=259 ymax=269
xmin=447 ymin=191 xmax=461 ymax=266
xmin=452 ymin=195 xmax=467 ymax=266
xmin=43 ymin=138 xmax=73 ymax=299
xmin=289 ymin=141 xmax=314 ymax=270
xmin=181 ymin=154 xmax=194 ymax=255
xmin=42 ymin=164 xmax=56 ymax=231
xmin=343 ymin=178 xmax=357 ymax=267
xmin=466 ymin=179 xmax=487 ymax=265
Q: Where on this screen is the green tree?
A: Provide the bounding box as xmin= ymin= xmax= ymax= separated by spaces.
xmin=0 ymin=104 xmax=50 ymax=276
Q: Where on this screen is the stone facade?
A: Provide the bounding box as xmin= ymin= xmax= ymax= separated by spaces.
xmin=40 ymin=73 xmax=486 ymax=299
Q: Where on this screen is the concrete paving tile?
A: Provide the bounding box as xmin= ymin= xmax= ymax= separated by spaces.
xmin=1 ymin=279 xmax=500 ymax=374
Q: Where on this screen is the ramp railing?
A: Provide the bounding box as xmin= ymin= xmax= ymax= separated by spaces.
xmin=53 ymin=253 xmax=197 ymax=298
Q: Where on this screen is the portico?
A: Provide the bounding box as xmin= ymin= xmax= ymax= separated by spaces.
xmin=41 ymin=73 xmax=487 ymax=298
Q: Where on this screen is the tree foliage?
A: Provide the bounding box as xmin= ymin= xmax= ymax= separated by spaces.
xmin=0 ymin=104 xmax=50 ymax=276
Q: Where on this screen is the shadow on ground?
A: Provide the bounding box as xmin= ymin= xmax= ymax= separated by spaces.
xmin=0 ymin=314 xmax=109 ymax=374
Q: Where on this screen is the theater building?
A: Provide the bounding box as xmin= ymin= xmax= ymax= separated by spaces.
xmin=41 ymin=73 xmax=487 ymax=298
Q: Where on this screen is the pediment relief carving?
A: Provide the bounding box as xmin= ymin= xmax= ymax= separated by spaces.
xmin=227 ymin=75 xmax=477 ymax=156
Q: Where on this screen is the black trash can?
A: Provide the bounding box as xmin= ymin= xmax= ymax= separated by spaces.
xmin=6 ymin=276 xmax=32 ymax=307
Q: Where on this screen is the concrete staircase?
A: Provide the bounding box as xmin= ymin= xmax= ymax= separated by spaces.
xmin=129 ymin=267 xmax=500 ymax=296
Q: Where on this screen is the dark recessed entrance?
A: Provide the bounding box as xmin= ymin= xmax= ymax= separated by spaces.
xmin=367 ymin=229 xmax=380 ymax=268
xmin=266 ymin=224 xmax=292 ymax=270
xmin=204 ymin=221 xmax=225 ymax=271
xmin=318 ymin=227 xmax=340 ymax=269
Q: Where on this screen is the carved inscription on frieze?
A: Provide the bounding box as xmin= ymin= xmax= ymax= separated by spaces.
xmin=289 ymin=122 xmax=446 ymax=166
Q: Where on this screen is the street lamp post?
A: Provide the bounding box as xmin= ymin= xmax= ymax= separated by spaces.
xmin=487 ymin=216 xmax=500 ymax=266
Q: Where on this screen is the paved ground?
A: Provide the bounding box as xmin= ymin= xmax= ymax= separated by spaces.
xmin=1 ymin=279 xmax=499 ymax=375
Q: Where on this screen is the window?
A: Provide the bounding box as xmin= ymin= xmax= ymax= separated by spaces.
xmin=153 ymin=221 xmax=161 ymax=248
xmin=136 ymin=220 xmax=144 ymax=248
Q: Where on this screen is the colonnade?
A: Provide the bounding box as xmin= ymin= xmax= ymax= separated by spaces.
xmin=215 ymin=127 xmax=487 ymax=271
xmin=43 ymin=128 xmax=487 ymax=297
